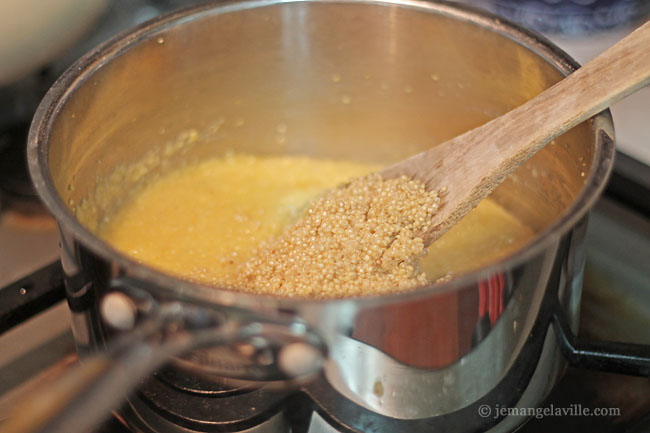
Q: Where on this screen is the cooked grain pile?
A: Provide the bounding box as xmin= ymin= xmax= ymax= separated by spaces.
xmin=228 ymin=174 xmax=441 ymax=297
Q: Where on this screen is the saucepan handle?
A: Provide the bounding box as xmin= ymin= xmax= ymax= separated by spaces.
xmin=0 ymin=285 xmax=326 ymax=433
xmin=0 ymin=302 xmax=195 ymax=433
xmin=0 ymin=326 xmax=181 ymax=433
xmin=552 ymin=307 xmax=650 ymax=377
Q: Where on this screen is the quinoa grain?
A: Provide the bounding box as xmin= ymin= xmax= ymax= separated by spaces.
xmin=226 ymin=174 xmax=441 ymax=298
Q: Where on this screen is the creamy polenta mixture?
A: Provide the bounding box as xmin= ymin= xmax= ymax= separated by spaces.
xmin=98 ymin=154 xmax=533 ymax=297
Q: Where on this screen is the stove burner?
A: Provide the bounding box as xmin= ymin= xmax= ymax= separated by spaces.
xmin=155 ymin=366 xmax=255 ymax=397
xmin=127 ymin=373 xmax=293 ymax=432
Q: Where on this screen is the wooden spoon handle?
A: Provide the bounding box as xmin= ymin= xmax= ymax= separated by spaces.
xmin=488 ymin=19 xmax=650 ymax=168
xmin=383 ymin=20 xmax=650 ymax=244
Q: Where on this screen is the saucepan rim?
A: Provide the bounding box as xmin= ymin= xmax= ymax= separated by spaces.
xmin=27 ymin=0 xmax=615 ymax=310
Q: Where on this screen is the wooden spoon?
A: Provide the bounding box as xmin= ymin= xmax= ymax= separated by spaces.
xmin=381 ymin=20 xmax=650 ymax=245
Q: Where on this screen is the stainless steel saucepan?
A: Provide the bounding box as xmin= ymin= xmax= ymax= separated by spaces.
xmin=2 ymin=1 xmax=648 ymax=432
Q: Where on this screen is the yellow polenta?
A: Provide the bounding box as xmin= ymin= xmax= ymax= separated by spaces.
xmin=99 ymin=154 xmax=533 ymax=294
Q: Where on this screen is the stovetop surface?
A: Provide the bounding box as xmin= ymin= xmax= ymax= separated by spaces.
xmin=0 ymin=1 xmax=649 ymax=432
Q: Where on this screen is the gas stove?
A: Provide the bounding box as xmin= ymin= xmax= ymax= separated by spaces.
xmin=1 ymin=187 xmax=649 ymax=433
xmin=0 ymin=2 xmax=649 ymax=432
